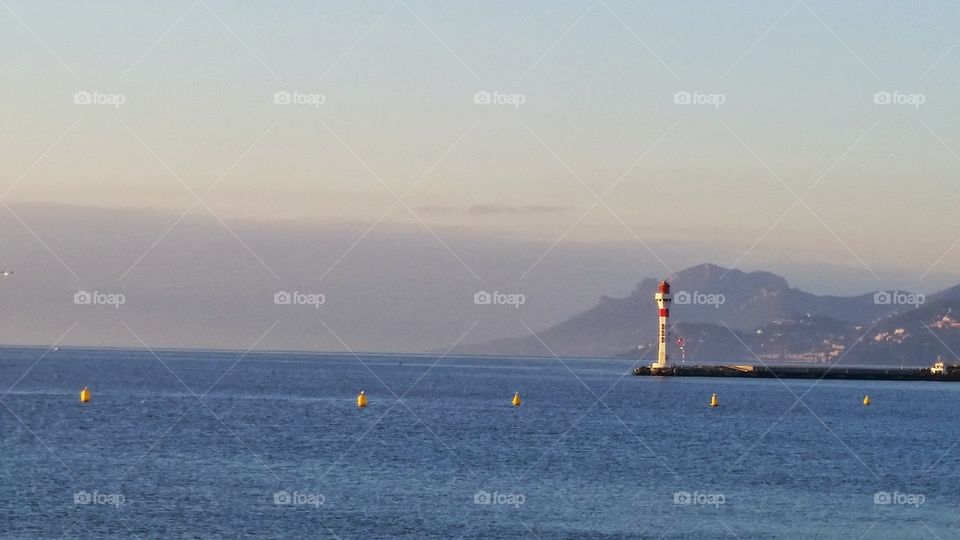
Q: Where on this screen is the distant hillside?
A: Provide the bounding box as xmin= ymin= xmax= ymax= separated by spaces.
xmin=452 ymin=263 xmax=959 ymax=366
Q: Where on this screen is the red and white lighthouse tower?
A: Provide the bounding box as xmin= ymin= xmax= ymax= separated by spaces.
xmin=652 ymin=280 xmax=672 ymax=369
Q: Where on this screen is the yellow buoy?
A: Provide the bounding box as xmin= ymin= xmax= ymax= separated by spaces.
xmin=356 ymin=390 xmax=368 ymax=408
xmin=863 ymin=395 xmax=871 ymax=406
xmin=79 ymin=387 xmax=91 ymax=403
xmin=710 ymin=393 xmax=718 ymax=407
xmin=512 ymin=392 xmax=521 ymax=407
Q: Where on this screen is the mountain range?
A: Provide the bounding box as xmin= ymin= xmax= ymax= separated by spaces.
xmin=453 ymin=263 xmax=960 ymax=366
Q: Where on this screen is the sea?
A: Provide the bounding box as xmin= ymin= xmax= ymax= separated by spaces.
xmin=1 ymin=346 xmax=957 ymax=539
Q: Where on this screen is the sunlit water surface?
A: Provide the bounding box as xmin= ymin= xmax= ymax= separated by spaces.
xmin=1 ymin=347 xmax=957 ymax=538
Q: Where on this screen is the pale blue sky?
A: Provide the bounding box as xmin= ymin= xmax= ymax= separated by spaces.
xmin=0 ymin=1 xmax=959 ymax=351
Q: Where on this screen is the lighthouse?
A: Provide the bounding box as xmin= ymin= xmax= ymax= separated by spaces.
xmin=652 ymin=280 xmax=672 ymax=370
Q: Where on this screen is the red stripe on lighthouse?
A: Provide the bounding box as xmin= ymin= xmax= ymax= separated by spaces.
xmin=659 ymin=308 xmax=668 ymax=317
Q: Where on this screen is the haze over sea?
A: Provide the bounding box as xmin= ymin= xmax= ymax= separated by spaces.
xmin=2 ymin=347 xmax=957 ymax=539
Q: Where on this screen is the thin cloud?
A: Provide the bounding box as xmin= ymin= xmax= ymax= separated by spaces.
xmin=419 ymin=204 xmax=569 ymax=215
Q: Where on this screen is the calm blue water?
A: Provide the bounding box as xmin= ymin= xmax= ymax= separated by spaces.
xmin=1 ymin=347 xmax=958 ymax=539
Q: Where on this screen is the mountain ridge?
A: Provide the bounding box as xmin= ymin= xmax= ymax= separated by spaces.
xmin=452 ymin=263 xmax=958 ymax=365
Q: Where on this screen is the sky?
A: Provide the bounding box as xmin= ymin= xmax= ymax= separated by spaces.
xmin=1 ymin=1 xmax=959 ymax=351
